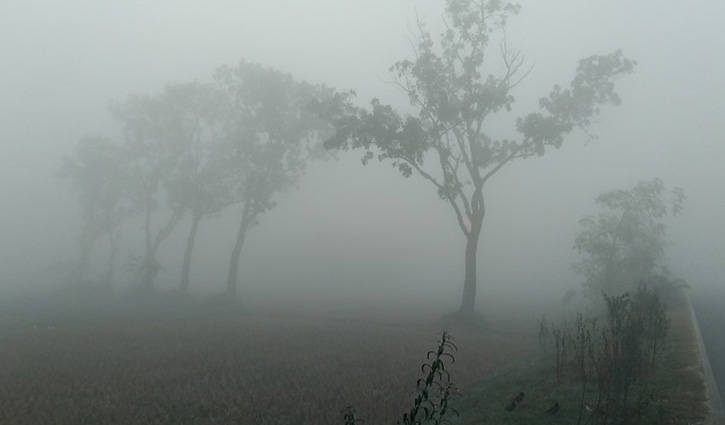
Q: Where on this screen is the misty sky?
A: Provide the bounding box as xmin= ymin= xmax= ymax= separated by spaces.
xmin=1 ymin=0 xmax=724 ymax=310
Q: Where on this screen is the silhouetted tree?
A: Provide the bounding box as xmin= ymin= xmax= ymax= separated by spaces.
xmin=110 ymin=86 xmax=198 ymax=288
xmin=59 ymin=136 xmax=131 ymax=285
xmin=151 ymin=82 xmax=234 ymax=293
xmin=320 ymin=0 xmax=635 ymax=316
xmin=574 ymin=178 xmax=684 ymax=296
xmin=215 ymin=61 xmax=333 ymax=297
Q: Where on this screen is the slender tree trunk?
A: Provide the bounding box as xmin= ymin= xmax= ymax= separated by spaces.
xmin=140 ymin=201 xmax=153 ymax=288
xmin=102 ymin=230 xmax=118 ymax=285
xmin=140 ymin=251 xmax=158 ymax=289
xmin=459 ymin=188 xmax=484 ymax=316
xmin=180 ymin=212 xmax=202 ymax=293
xmin=227 ymin=202 xmax=251 ymax=296
xmin=75 ymin=230 xmax=97 ymax=284
xmin=459 ymin=227 xmax=481 ymax=315
xmin=139 ymin=206 xmax=181 ymax=289
xmin=76 ymin=244 xmax=92 ymax=283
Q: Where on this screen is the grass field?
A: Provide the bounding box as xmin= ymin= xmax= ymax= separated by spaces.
xmin=0 ymin=307 xmax=536 ymax=425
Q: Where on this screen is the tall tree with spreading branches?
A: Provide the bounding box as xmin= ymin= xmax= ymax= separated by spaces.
xmin=59 ymin=136 xmax=131 ymax=285
xmin=320 ymin=0 xmax=635 ymax=316
xmin=215 ymin=61 xmax=333 ymax=297
xmin=110 ymin=85 xmax=200 ymax=289
xmin=155 ymin=82 xmax=234 ymax=294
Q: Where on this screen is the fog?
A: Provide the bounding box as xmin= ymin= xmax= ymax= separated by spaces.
xmin=1 ymin=0 xmax=724 ymax=319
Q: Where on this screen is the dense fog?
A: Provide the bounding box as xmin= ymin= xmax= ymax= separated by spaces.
xmin=1 ymin=0 xmax=723 ymax=317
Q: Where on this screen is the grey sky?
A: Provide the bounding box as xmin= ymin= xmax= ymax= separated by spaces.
xmin=1 ymin=0 xmax=723 ymax=309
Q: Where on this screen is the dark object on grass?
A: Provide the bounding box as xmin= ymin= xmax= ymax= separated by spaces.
xmin=505 ymin=391 xmax=524 ymax=412
xmin=544 ymin=401 xmax=560 ymax=415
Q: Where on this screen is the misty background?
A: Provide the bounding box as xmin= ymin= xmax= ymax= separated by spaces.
xmin=1 ymin=0 xmax=723 ymax=315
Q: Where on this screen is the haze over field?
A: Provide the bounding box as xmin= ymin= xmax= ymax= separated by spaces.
xmin=1 ymin=0 xmax=723 ymax=315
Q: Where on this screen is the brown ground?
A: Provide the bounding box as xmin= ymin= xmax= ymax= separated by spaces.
xmin=0 ymin=312 xmax=536 ymax=425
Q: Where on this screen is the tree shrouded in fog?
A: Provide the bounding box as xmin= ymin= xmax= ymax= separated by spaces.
xmin=110 ymin=83 xmax=224 ymax=289
xmin=59 ymin=136 xmax=131 ymax=285
xmin=154 ymin=83 xmax=233 ymax=293
xmin=574 ymin=178 xmax=685 ymax=296
xmin=63 ymin=62 xmax=332 ymax=295
xmin=320 ymin=0 xmax=635 ymax=316
xmin=215 ymin=61 xmax=333 ymax=297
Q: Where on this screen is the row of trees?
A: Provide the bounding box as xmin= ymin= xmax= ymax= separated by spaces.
xmin=61 ymin=0 xmax=658 ymax=315
xmin=60 ymin=62 xmax=334 ymax=296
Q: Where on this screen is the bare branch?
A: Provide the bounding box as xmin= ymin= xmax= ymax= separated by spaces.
xmin=480 ymin=139 xmax=530 ymax=186
xmin=499 ymin=32 xmax=534 ymax=90
xmin=400 ymin=154 xmax=470 ymax=236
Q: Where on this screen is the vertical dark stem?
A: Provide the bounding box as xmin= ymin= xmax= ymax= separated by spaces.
xmin=227 ymin=201 xmax=251 ymax=296
xmin=180 ymin=212 xmax=202 ymax=293
xmin=459 ymin=232 xmax=479 ymax=315
xmin=103 ymin=230 xmax=118 ymax=285
xmin=459 ymin=188 xmax=484 ymax=315
xmin=76 ymin=231 xmax=96 ymax=283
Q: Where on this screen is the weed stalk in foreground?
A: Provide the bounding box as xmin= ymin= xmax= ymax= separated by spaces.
xmin=342 ymin=331 xmax=459 ymax=425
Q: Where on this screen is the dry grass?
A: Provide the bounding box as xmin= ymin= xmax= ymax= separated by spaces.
xmin=648 ymin=295 xmax=709 ymax=424
xmin=0 ymin=314 xmax=535 ymax=425
xmin=451 ymin=290 xmax=710 ymax=425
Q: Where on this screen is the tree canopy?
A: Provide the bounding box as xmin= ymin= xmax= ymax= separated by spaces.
xmin=62 ymin=61 xmax=333 ymax=295
xmin=215 ymin=60 xmax=334 ymax=295
xmin=59 ymin=136 xmax=131 ymax=284
xmin=574 ymin=178 xmax=685 ymax=296
xmin=319 ymin=0 xmax=635 ymax=315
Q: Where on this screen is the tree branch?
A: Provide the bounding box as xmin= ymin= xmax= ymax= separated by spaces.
xmin=480 ymin=139 xmax=532 ymax=186
xmin=400 ymin=154 xmax=470 ymax=236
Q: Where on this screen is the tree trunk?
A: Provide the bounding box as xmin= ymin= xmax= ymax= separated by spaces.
xmin=139 ymin=206 xmax=181 ymax=289
xmin=140 ymin=201 xmax=154 ymax=288
xmin=102 ymin=231 xmax=118 ymax=285
xmin=75 ymin=231 xmax=97 ymax=284
xmin=459 ymin=188 xmax=485 ymax=316
xmin=140 ymin=251 xmax=159 ymax=289
xmin=226 ymin=202 xmax=251 ymax=296
xmin=459 ymin=230 xmax=480 ymax=315
xmin=180 ymin=212 xmax=202 ymax=293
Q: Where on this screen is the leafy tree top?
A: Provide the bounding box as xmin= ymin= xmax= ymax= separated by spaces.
xmin=59 ymin=136 xmax=132 ymax=235
xmin=214 ymin=60 xmax=335 ymax=223
xmin=574 ymin=178 xmax=685 ymax=296
xmin=320 ymin=0 xmax=635 ymax=239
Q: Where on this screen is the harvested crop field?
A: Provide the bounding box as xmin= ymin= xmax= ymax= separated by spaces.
xmin=0 ymin=313 xmax=535 ymax=425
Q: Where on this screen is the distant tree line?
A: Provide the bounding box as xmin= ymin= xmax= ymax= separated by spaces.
xmin=61 ymin=0 xmax=666 ymax=317
xmin=60 ymin=61 xmax=335 ymax=296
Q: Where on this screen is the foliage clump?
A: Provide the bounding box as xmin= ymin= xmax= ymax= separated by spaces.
xmin=61 ymin=62 xmax=334 ymax=294
xmin=319 ymin=0 xmax=635 ymax=315
xmin=574 ymin=178 xmax=685 ymax=297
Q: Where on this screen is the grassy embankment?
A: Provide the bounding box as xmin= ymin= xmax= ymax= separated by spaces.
xmin=451 ymin=290 xmax=709 ymax=425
